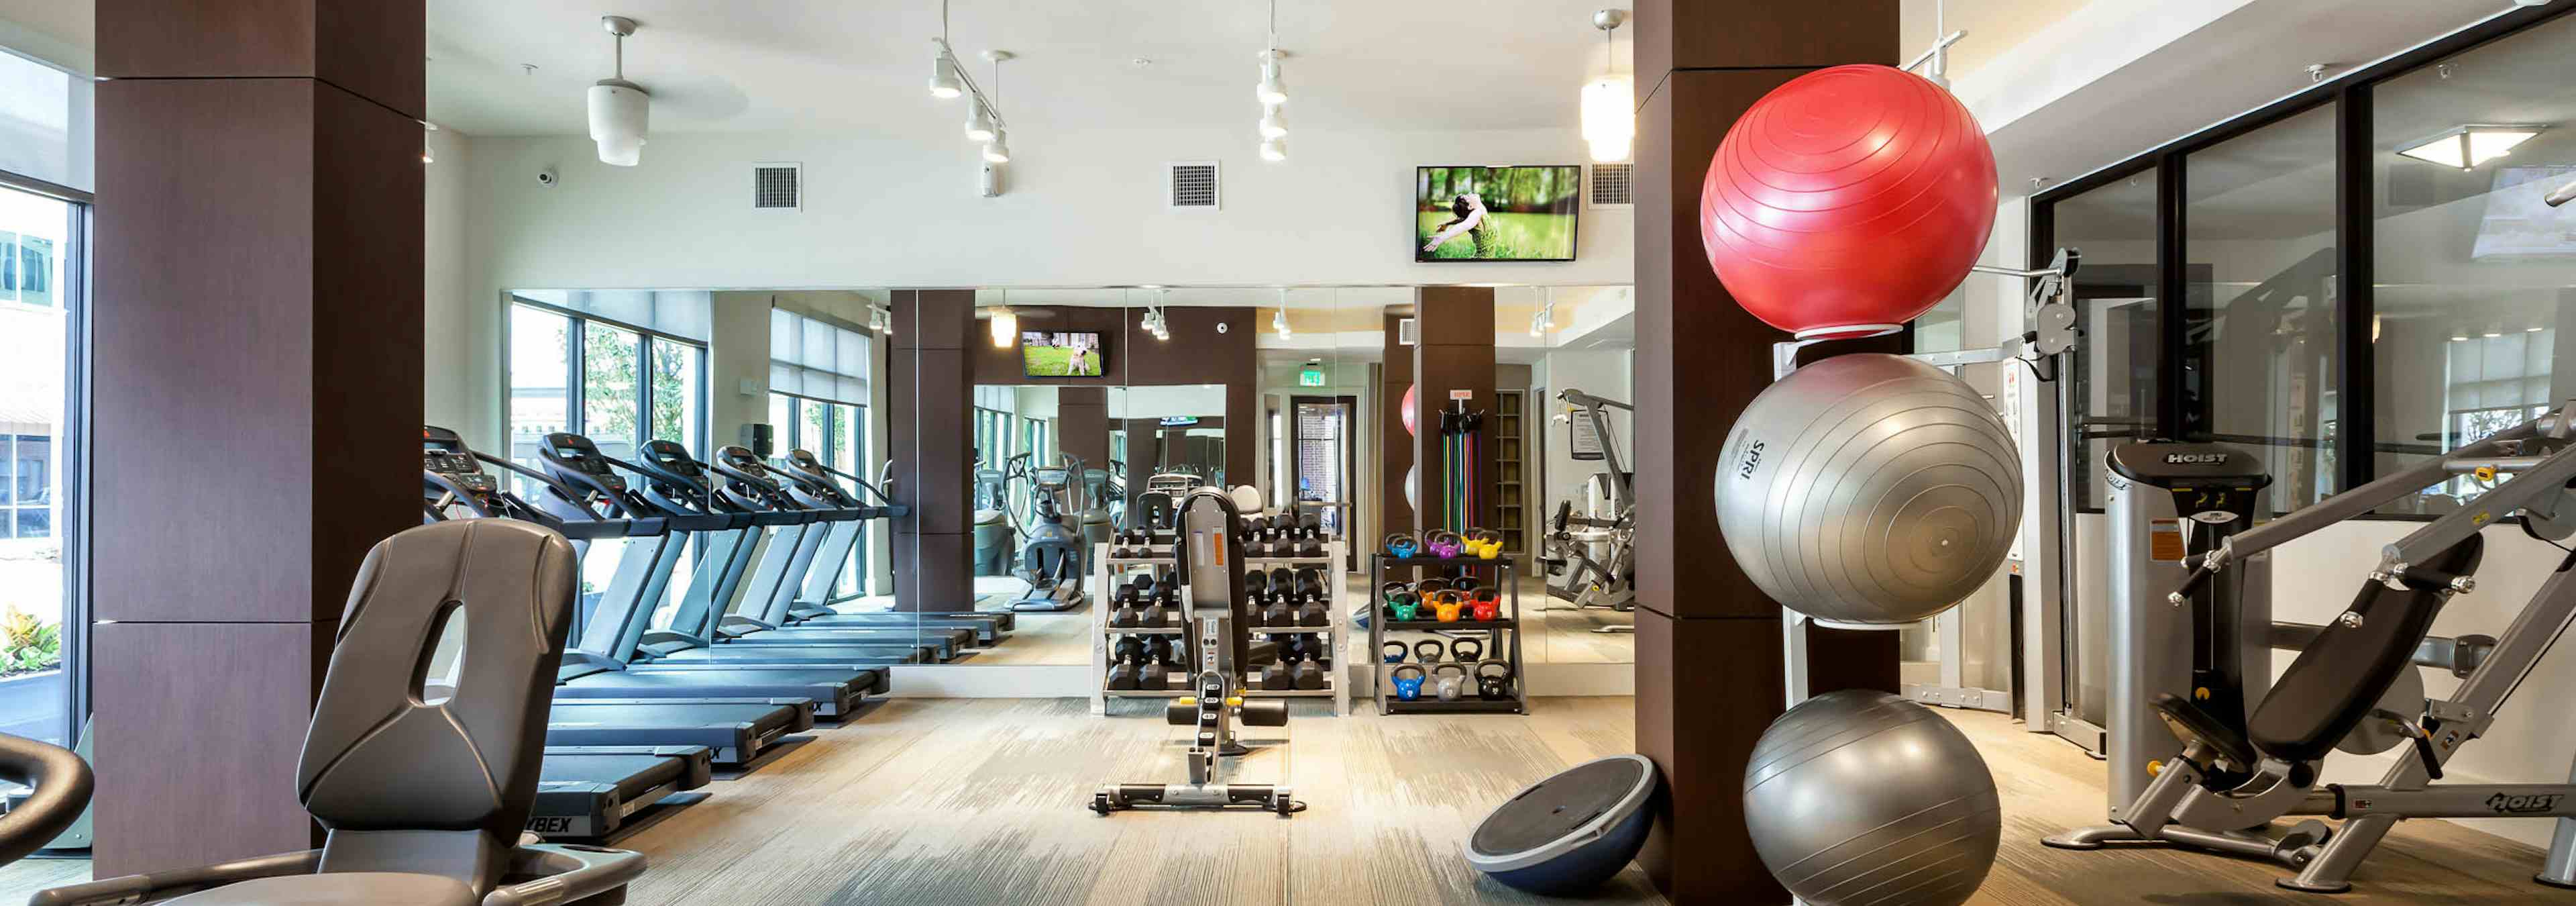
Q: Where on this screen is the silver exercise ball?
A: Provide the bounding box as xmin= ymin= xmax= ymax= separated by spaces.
xmin=1743 ymin=691 xmax=2001 ymax=906
xmin=1714 ymin=353 xmax=2021 ymax=627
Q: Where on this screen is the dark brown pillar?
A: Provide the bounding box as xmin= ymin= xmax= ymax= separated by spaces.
xmin=1058 ymin=387 xmax=1110 ymax=475
xmin=1631 ymin=1 xmax=1899 ymax=901
xmin=1379 ymin=313 xmax=1416 ymax=536
xmin=892 ymin=290 xmax=975 ymax=613
xmin=89 ymin=0 xmax=425 ymax=875
xmin=1411 ymin=287 xmax=1497 ymax=535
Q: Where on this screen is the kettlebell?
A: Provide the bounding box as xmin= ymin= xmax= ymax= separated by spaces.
xmin=1470 ymin=589 xmax=1502 ymax=621
xmin=1413 ymin=640 xmax=1446 ymax=666
xmin=1450 ymin=638 xmax=1485 ymax=663
xmin=1432 ymin=590 xmax=1466 ymax=623
xmin=1424 ymin=530 xmax=1464 ymax=559
xmin=1382 ymin=641 xmax=1409 ymax=664
xmin=1387 ymin=592 xmax=1419 ymax=622
xmin=1390 ymin=664 xmax=1428 ymax=701
xmin=1384 ymin=532 xmax=1420 ymax=558
xmin=1475 ymin=660 xmax=1514 ymax=701
xmin=1468 ymin=527 xmax=1502 ymax=559
xmin=1432 ymin=662 xmax=1468 ymax=701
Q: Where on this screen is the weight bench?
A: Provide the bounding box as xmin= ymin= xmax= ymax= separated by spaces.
xmin=2048 ymin=403 xmax=2576 ymax=894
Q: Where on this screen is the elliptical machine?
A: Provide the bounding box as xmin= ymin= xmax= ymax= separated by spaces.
xmin=1010 ymin=455 xmax=1092 ymax=612
xmin=1540 ymin=389 xmax=1635 ymax=632
xmin=1091 ymin=487 xmax=1301 ymax=816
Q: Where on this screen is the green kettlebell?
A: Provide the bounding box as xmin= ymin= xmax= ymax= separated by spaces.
xmin=1389 ymin=591 xmax=1419 ymax=621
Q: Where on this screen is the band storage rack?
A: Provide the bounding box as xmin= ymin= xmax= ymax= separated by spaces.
xmin=1089 ymin=536 xmax=1349 ymax=717
xmin=1368 ymin=552 xmax=1527 ymax=715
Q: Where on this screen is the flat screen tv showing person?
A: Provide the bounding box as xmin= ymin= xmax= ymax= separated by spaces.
xmin=1415 ymin=164 xmax=1582 ymax=262
xmin=1023 ymin=330 xmax=1106 ymax=377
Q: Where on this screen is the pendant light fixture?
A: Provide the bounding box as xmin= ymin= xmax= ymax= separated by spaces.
xmin=1256 ymin=0 xmax=1288 ymax=162
xmin=587 ymin=15 xmax=650 ymax=166
xmin=1579 ymin=9 xmax=1630 ymax=164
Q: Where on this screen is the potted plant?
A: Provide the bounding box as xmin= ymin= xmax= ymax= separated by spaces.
xmin=0 ymin=605 xmax=64 ymax=738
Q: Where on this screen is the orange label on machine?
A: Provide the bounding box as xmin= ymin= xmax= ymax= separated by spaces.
xmin=2148 ymin=518 xmax=2186 ymax=562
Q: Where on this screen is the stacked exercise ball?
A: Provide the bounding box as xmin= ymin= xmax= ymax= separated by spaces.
xmin=1743 ymin=691 xmax=2001 ymax=906
xmin=1697 ymin=65 xmax=2012 ymax=906
xmin=1699 ymin=64 xmax=1998 ymax=339
xmin=1715 ymin=353 xmax=2021 ymax=627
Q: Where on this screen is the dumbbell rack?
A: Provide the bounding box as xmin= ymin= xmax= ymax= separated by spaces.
xmin=1368 ymin=554 xmax=1527 ymax=715
xmin=1089 ymin=540 xmax=1348 ymax=717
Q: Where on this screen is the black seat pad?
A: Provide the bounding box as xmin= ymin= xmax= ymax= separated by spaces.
xmin=2248 ymin=534 xmax=2481 ymax=762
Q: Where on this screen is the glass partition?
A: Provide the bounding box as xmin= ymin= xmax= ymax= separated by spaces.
xmin=2368 ymin=12 xmax=2576 ymax=515
xmin=2185 ymin=102 xmax=2344 ymax=514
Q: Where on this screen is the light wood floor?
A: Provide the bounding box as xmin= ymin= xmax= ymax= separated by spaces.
xmin=8 ymin=701 xmax=2567 ymax=905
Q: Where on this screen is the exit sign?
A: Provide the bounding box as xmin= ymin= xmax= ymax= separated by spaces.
xmin=1299 ymin=367 xmax=1327 ymax=387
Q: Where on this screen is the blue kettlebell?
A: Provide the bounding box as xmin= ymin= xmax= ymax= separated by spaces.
xmin=1391 ymin=664 xmax=1428 ymax=701
xmin=1385 ymin=532 xmax=1421 ymax=558
xmin=1382 ymin=642 xmax=1409 ymax=664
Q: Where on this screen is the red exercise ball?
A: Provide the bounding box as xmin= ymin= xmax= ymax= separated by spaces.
xmin=1401 ymin=385 xmax=1419 ymax=436
xmin=1699 ymin=64 xmax=1997 ymax=340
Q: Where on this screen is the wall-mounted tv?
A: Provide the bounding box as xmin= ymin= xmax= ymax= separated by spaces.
xmin=1022 ymin=330 xmax=1106 ymax=377
xmin=1415 ymin=164 xmax=1582 ymax=262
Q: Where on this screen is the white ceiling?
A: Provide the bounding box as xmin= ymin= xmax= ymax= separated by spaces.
xmin=426 ymin=0 xmax=1631 ymax=137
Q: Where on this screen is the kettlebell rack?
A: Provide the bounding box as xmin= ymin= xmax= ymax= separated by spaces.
xmin=1368 ymin=554 xmax=1527 ymax=715
xmin=1091 ymin=540 xmax=1349 ymax=717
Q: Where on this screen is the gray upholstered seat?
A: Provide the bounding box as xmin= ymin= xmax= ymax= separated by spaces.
xmin=34 ymin=519 xmax=645 ymax=906
xmin=162 ymin=872 xmax=476 ymax=906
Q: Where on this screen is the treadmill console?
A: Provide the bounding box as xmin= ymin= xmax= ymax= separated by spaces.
xmin=541 ymin=433 xmax=629 ymax=495
xmin=422 ymin=427 xmax=500 ymax=506
xmin=640 ymin=440 xmax=706 ymax=478
xmin=1034 ymin=468 xmax=1070 ymax=487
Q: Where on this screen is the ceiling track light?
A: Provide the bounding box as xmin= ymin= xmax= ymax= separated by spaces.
xmin=588 ymin=15 xmax=650 ymax=166
xmin=1256 ymin=0 xmax=1288 ymax=159
xmin=928 ymin=0 xmax=963 ymax=97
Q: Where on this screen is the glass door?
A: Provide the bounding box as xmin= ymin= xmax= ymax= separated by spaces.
xmin=1289 ymin=395 xmax=1357 ymax=569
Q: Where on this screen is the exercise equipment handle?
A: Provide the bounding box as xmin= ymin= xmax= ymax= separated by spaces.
xmin=0 ymin=732 xmax=91 ymax=865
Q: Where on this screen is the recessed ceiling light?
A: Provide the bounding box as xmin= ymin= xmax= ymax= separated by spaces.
xmin=2397 ymin=124 xmax=2546 ymax=170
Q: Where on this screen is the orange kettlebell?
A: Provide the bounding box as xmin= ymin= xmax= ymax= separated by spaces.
xmin=1433 ymin=591 xmax=1466 ymax=623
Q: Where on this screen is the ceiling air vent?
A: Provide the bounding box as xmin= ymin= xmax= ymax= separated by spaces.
xmin=753 ymin=162 xmax=802 ymax=211
xmin=1589 ymin=162 xmax=1634 ymax=208
xmin=1169 ymin=161 xmax=1220 ymax=210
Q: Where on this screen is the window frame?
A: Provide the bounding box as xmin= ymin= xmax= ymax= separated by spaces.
xmin=503 ymin=293 xmax=710 ymax=460
xmin=0 ymin=172 xmax=93 ymax=749
xmin=2031 ymin=1 xmax=2575 ymax=518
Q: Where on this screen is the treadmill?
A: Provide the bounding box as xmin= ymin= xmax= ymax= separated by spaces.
xmin=715 ymin=448 xmax=1005 ymax=644
xmin=525 ymin=432 xmax=889 ymax=717
xmin=690 ymin=448 xmax=981 ymax=656
xmin=423 ymin=426 xmax=828 ymax=760
xmin=594 ymin=438 xmax=943 ymax=668
xmin=770 ymin=448 xmax=1016 ymax=637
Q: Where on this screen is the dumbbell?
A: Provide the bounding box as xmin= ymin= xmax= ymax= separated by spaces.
xmin=1138 ymin=600 xmax=1169 ymax=628
xmin=1294 ymin=567 xmax=1324 ymax=599
xmin=1263 ymin=596 xmax=1294 ymax=627
xmin=1144 ymin=635 xmax=1175 ymax=664
xmin=1293 ymin=653 xmax=1325 ymax=690
xmin=1111 ymin=601 xmax=1140 ymax=627
xmin=1242 ymin=570 xmax=1271 ymax=603
xmin=1108 ymin=636 xmax=1144 ymax=690
xmin=1297 ymin=595 xmax=1327 ymax=627
xmin=1260 ymin=653 xmax=1293 ymax=691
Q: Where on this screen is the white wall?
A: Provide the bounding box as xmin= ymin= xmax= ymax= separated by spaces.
xmin=433 ymin=123 xmax=1626 ymax=453
xmin=1532 ymin=349 xmax=1631 ymax=530
xmin=423 ymin=128 xmax=477 ymax=438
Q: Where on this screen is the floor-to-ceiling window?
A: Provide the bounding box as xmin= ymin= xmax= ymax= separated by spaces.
xmin=0 ymin=182 xmax=78 ymax=748
xmin=506 ymin=294 xmax=710 ymax=471
xmin=769 ymin=307 xmax=877 ymax=593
